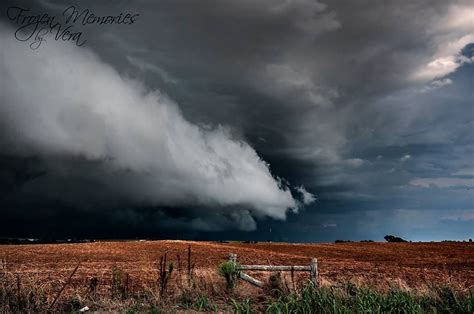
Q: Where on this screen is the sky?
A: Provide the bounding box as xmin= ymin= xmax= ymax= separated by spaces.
xmin=0 ymin=0 xmax=472 ymax=242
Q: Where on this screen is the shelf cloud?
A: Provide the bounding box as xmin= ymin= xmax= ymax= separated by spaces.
xmin=0 ymin=24 xmax=312 ymax=231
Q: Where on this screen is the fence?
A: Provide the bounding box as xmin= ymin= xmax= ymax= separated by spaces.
xmin=228 ymin=253 xmax=318 ymax=288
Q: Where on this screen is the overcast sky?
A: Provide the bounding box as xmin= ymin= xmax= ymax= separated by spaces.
xmin=0 ymin=0 xmax=472 ymax=241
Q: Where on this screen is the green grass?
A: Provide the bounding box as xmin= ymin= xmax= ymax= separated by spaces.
xmin=1 ymin=274 xmax=473 ymax=313
xmin=261 ymin=283 xmax=474 ymax=314
xmin=232 ymin=298 xmax=253 ymax=314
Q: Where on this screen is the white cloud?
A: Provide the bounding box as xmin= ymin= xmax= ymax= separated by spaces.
xmin=295 ymin=185 xmax=316 ymax=205
xmin=411 ymin=5 xmax=474 ymax=82
xmin=0 ymin=25 xmax=300 ymax=228
xmin=412 ymin=56 xmax=460 ymax=81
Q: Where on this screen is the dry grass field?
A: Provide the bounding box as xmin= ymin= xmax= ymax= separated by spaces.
xmin=0 ymin=240 xmax=473 ymax=312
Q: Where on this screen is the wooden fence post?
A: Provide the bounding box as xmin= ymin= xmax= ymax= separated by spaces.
xmin=187 ymin=245 xmax=192 ymax=285
xmin=229 ymin=253 xmax=237 ymax=264
xmin=310 ymin=258 xmax=318 ymax=287
xmin=239 ymin=271 xmax=264 ymax=287
xmin=229 ymin=254 xmax=318 ymax=289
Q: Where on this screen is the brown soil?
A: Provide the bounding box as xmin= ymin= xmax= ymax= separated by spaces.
xmin=1 ymin=240 xmax=472 ymax=291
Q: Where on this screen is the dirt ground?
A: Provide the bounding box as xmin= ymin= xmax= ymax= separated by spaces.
xmin=1 ymin=240 xmax=473 ymax=292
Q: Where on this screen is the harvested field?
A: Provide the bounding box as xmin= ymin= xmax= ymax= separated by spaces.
xmin=0 ymin=241 xmax=473 ymax=312
xmin=1 ymin=241 xmax=473 ymax=288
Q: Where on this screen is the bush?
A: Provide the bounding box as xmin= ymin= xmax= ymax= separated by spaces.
xmin=218 ymin=261 xmax=239 ymax=289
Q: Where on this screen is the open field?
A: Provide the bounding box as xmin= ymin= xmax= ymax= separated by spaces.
xmin=1 ymin=240 xmax=472 ymax=288
xmin=1 ymin=240 xmax=473 ymax=312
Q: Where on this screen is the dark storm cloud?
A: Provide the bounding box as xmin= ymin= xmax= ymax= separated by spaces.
xmin=0 ymin=0 xmax=472 ymax=240
xmin=0 ymin=22 xmax=311 ymax=231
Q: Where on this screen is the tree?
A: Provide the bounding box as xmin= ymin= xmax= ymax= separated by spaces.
xmin=384 ymin=235 xmax=407 ymax=243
